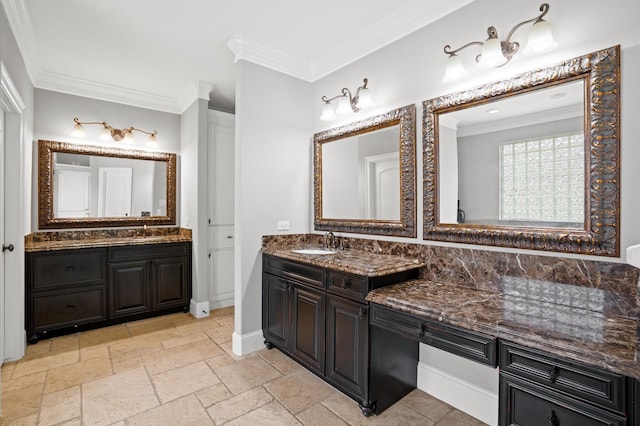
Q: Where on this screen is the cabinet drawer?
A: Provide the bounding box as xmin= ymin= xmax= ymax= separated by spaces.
xmin=500 ymin=373 xmax=625 ymax=426
xmin=499 ymin=341 xmax=625 ymax=412
xmin=326 ymin=270 xmax=367 ymax=301
xmin=31 ymin=248 xmax=106 ymax=289
xmin=33 ymin=286 xmax=106 ymax=331
xmin=263 ymin=255 xmax=324 ymax=289
xmin=370 ymin=304 xmax=496 ymax=366
xmin=109 ymin=242 xmax=190 ymax=262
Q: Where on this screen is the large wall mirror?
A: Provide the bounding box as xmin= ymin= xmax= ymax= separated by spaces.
xmin=38 ymin=140 xmax=177 ymax=229
xmin=423 ymin=46 xmax=620 ymax=256
xmin=314 ymin=104 xmax=416 ymax=237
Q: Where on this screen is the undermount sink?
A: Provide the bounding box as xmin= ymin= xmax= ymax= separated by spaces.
xmin=292 ymin=248 xmax=337 ymax=255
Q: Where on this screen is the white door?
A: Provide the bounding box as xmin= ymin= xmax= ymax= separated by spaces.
xmin=98 ymin=167 xmax=132 ymax=217
xmin=55 ymin=169 xmax=91 ymax=217
xmin=207 ymin=111 xmax=235 ymax=309
xmin=0 ymin=110 xmax=5 ymax=369
xmin=365 ymin=152 xmax=400 ymax=220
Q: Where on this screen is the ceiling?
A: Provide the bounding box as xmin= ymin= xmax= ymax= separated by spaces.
xmin=3 ymin=0 xmax=476 ymax=114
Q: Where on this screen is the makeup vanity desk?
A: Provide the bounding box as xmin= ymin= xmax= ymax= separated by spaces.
xmin=262 ymin=245 xmax=640 ymax=425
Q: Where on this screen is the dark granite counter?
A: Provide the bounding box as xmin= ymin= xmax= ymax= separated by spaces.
xmin=367 ymin=279 xmax=640 ymax=379
xmin=262 ymin=246 xmax=424 ymax=277
xmin=25 ymin=227 xmax=192 ymax=252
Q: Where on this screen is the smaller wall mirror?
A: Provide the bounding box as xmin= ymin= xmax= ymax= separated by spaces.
xmin=39 ymin=140 xmax=177 ymax=229
xmin=423 ymin=46 xmax=620 ymax=256
xmin=314 ymin=104 xmax=416 ymax=237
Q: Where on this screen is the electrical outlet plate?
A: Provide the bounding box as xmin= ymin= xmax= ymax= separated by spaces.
xmin=277 ymin=220 xmax=290 ymax=231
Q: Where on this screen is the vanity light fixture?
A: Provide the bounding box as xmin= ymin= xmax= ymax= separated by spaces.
xmin=320 ymin=78 xmax=373 ymax=121
xmin=442 ymin=3 xmax=558 ymax=82
xmin=71 ymin=117 xmax=158 ymax=146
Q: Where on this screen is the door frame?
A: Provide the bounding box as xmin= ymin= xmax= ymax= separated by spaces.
xmin=1 ymin=62 xmax=27 ymax=363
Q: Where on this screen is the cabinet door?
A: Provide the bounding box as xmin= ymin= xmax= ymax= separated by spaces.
xmin=109 ymin=261 xmax=151 ymax=317
xmin=152 ymin=257 xmax=189 ymax=310
xmin=262 ymin=273 xmax=290 ymax=349
xmin=291 ymin=284 xmax=325 ymax=375
xmin=326 ymin=295 xmax=368 ymax=402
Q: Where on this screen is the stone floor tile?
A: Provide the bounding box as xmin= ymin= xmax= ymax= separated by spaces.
xmin=151 ymin=360 xmax=219 ymax=403
xmin=215 ymin=355 xmax=281 ymax=394
xmin=264 ymin=368 xmax=335 ymax=414
xmin=78 ymin=324 xmax=130 ymax=348
xmin=259 ymin=348 xmax=303 ymax=375
xmin=195 ymin=382 xmax=233 ymax=408
xmin=81 ymin=367 xmax=159 ymax=426
xmin=206 ymin=353 xmax=237 ymax=370
xmin=2 ymin=371 xmax=46 ymax=393
xmin=11 ymin=350 xmax=79 ymax=378
xmin=160 ymin=330 xmax=208 ymax=349
xmin=108 ymin=337 xmax=164 ymax=361
xmin=400 ymin=389 xmax=453 ymax=422
xmin=79 ymin=344 xmax=110 ymax=361
xmin=206 ymin=387 xmax=273 ymax=425
xmin=38 ymin=386 xmax=81 ymax=426
xmin=436 ymin=409 xmax=487 ymax=425
xmin=44 ymin=356 xmax=113 ymax=394
xmin=203 ymin=325 xmax=233 ymax=344
xmin=143 ymin=338 xmax=223 ymax=375
xmin=49 ymin=334 xmax=79 ymax=352
xmin=126 ymin=394 xmax=214 ymax=426
xmin=225 ymin=400 xmax=301 ymax=426
xmin=1 ymin=362 xmax=16 ymax=381
xmin=111 ymin=355 xmax=145 ymax=373
xmin=296 ymin=403 xmax=349 ymax=426
xmin=23 ymin=340 xmax=51 ymax=357
xmin=0 ymin=383 xmax=43 ymax=422
xmin=1 ymin=413 xmax=38 ymax=425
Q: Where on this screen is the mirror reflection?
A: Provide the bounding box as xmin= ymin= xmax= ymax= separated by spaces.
xmin=322 ymin=126 xmax=400 ymax=220
xmin=314 ymin=104 xmax=416 ymax=237
xmin=53 ymin=152 xmax=168 ymax=218
xmin=438 ymin=79 xmax=585 ymax=229
xmin=38 ymin=139 xmax=177 ymax=229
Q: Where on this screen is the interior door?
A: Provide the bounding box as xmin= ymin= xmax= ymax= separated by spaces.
xmin=98 ymin=167 xmax=132 ymax=217
xmin=0 ymin=110 xmax=5 ymax=367
xmin=365 ymin=152 xmax=400 ymax=220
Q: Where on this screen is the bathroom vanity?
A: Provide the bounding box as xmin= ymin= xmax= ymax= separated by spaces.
xmin=25 ymin=230 xmax=192 ymax=343
xmin=261 ymin=248 xmax=422 ymax=415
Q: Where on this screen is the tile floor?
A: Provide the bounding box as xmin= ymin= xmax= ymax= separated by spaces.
xmin=1 ymin=307 xmax=487 ymax=425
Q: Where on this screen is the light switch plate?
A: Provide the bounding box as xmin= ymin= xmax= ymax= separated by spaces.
xmin=277 ymin=220 xmax=290 ymax=231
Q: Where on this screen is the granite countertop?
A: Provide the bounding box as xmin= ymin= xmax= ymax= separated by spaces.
xmin=262 ymin=246 xmax=424 ymax=277
xmin=25 ymin=228 xmax=192 ymax=252
xmin=367 ymin=279 xmax=640 ymax=379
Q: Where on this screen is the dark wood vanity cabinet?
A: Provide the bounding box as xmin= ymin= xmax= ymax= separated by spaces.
xmin=262 ymin=253 xmax=418 ymax=415
xmin=498 ymin=341 xmax=628 ymax=426
xmin=26 ymin=242 xmax=191 ymax=342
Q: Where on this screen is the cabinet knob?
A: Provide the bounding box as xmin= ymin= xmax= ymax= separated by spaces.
xmin=547 ymin=410 xmax=559 ymax=426
xmin=2 ymin=243 xmax=14 ymax=253
xmin=359 ymin=307 xmax=366 ymax=320
xmin=63 ymin=305 xmax=76 ymax=312
xmin=65 ymin=266 xmax=76 ymax=271
xmin=341 ymin=280 xmax=351 ymax=289
xmin=418 ymin=323 xmax=427 ymax=337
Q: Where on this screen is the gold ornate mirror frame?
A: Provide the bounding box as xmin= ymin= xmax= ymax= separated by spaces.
xmin=38 ymin=140 xmax=177 ymax=229
xmin=314 ymin=104 xmax=417 ymax=237
xmin=423 ymin=46 xmax=620 ymax=256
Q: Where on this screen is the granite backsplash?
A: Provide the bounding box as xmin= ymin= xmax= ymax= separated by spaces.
xmin=262 ymin=234 xmax=640 ymax=318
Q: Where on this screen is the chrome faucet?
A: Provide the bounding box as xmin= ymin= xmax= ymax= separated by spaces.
xmin=324 ymin=231 xmax=336 ymax=249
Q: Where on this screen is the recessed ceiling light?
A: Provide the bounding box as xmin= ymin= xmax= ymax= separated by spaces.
xmin=487 ymin=109 xmax=500 ymax=114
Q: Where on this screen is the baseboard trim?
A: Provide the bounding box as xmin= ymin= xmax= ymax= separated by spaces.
xmin=190 ymin=299 xmax=210 ymax=319
xmin=210 ymin=298 xmax=234 ymax=310
xmin=231 ymin=330 xmax=264 ymax=356
xmin=417 ymin=361 xmax=498 ymax=426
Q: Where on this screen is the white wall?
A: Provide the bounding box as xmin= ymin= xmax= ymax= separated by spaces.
xmin=233 ymin=60 xmax=312 ymax=354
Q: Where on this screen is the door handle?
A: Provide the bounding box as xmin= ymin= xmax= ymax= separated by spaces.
xmin=2 ymin=244 xmax=14 ymax=253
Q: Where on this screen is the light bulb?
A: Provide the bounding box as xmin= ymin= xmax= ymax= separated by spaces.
xmin=335 ymin=96 xmax=351 ymax=115
xmin=522 ymin=20 xmax=558 ymax=55
xmin=320 ymin=102 xmax=337 ymax=121
xmin=99 ymin=127 xmax=112 ymax=141
xmin=123 ymin=132 xmax=135 ymax=145
xmin=147 ymin=133 xmax=159 ymax=147
xmin=356 ymin=87 xmax=373 ymax=108
xmin=442 ymin=54 xmax=467 ymax=82
xmin=477 ymin=37 xmax=506 ymax=68
xmin=71 ymin=123 xmax=86 ymax=138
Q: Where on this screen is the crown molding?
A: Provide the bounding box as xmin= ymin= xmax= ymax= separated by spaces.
xmin=228 ymin=35 xmax=313 ymax=82
xmin=2 ymin=0 xmax=42 ymax=83
xmin=1 ymin=61 xmax=26 ymax=112
xmin=36 ymin=71 xmax=182 ymax=113
xmin=177 ymin=81 xmax=214 ymax=113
